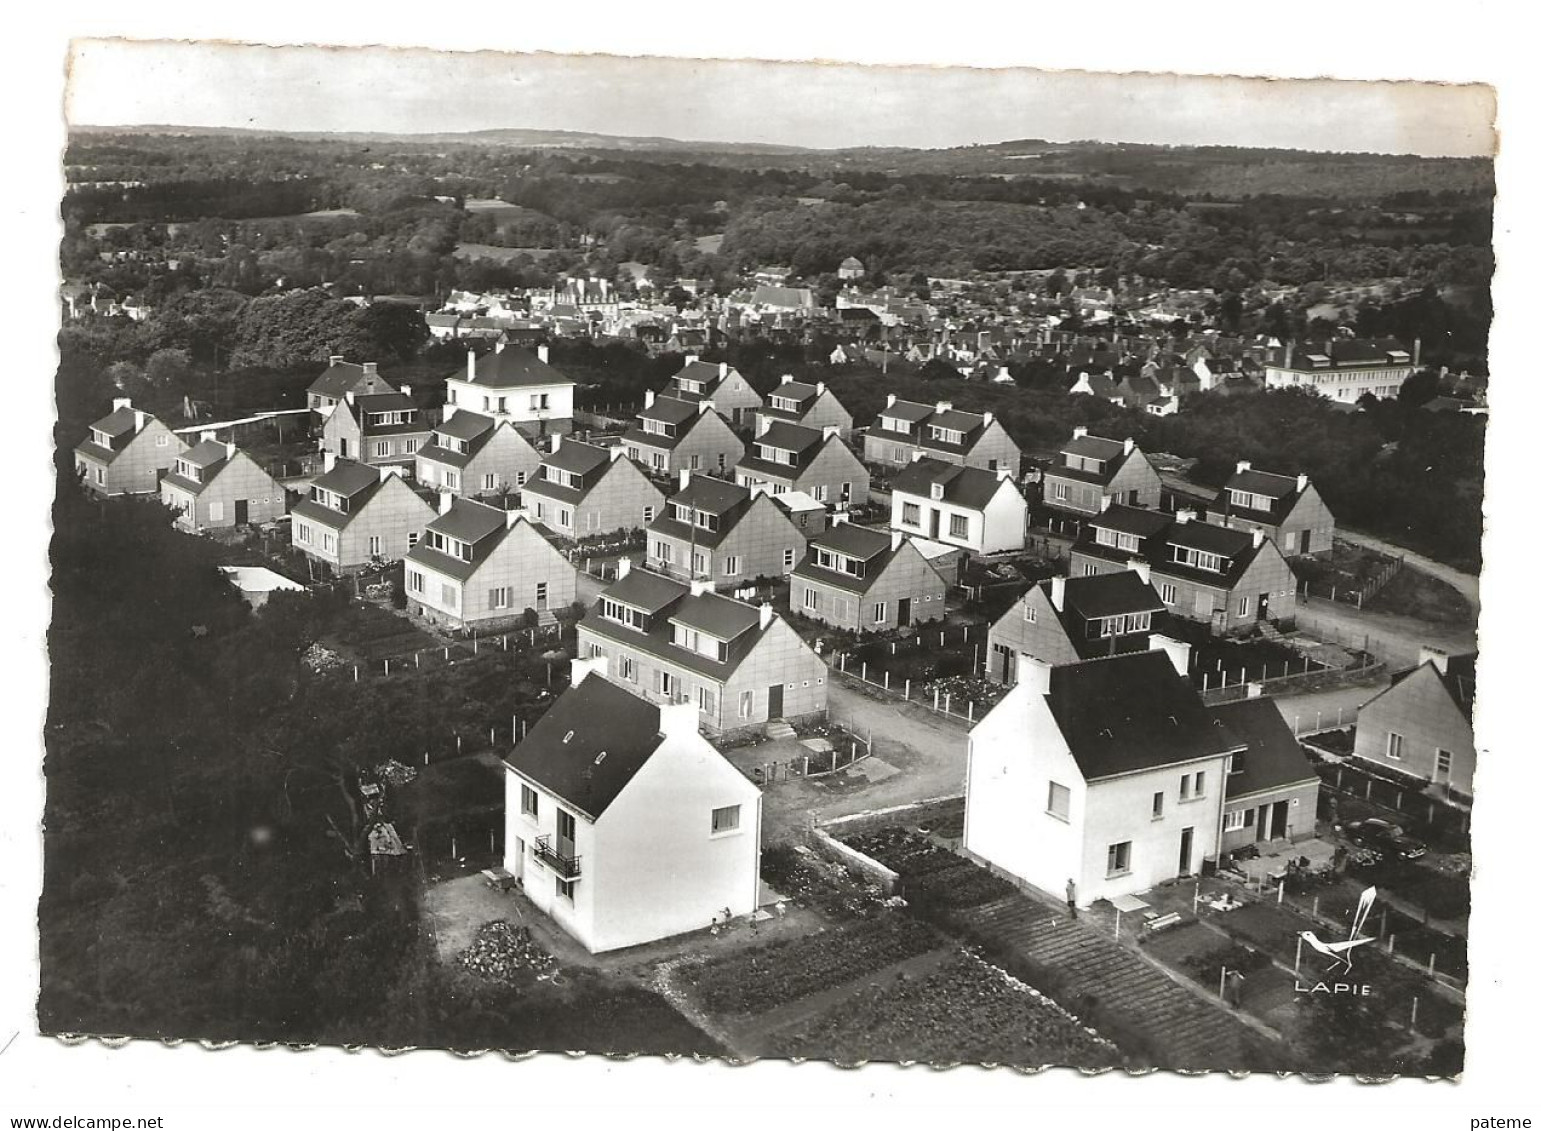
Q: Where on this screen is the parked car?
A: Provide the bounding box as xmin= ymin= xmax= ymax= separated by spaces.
xmin=1338 ymin=818 xmax=1427 ymax=861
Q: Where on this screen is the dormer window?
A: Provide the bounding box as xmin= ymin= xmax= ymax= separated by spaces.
xmin=174 ymin=459 xmax=199 ymax=482
xmin=600 ymin=598 xmax=648 ymax=631
xmin=91 ymin=429 xmax=111 ymax=448
xmin=1229 ymin=489 xmax=1270 ymax=512
xmin=880 ymin=415 xmax=911 ymax=435
xmin=813 ymin=547 xmax=866 ymax=579
xmin=678 ymin=378 xmax=700 ymax=394
xmin=1094 ymin=528 xmax=1141 ymax=552
xmin=1171 ymin=545 xmax=1225 ymax=573
xmin=672 ymin=622 xmax=729 ymax=662
xmin=1096 ymin=611 xmax=1152 ymax=638
xmin=642 ymin=418 xmax=675 ymax=438
xmin=929 ymin=426 xmax=964 ymax=445
xmin=425 ymin=530 xmax=473 ymax=562
xmin=757 ymin=444 xmax=797 ymax=467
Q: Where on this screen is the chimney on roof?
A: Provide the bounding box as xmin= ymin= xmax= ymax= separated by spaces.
xmin=719 ymin=362 xmax=729 ymax=379
xmin=466 ymin=349 xmax=477 ymax=383
xmin=815 ymin=381 xmax=825 ymax=396
xmin=996 ymin=467 xmax=1012 ymax=482
xmin=982 ymin=411 xmax=994 ymax=428
xmin=1175 ymin=508 xmax=1195 ymax=524
xmin=679 ymin=468 xmax=691 ymax=490
xmin=758 ymin=602 xmax=774 ymax=631
xmin=1413 ymin=338 xmax=1422 ymax=367
xmin=400 ymin=384 xmax=412 ymax=399
xmin=1099 ymin=494 xmax=1113 ymax=513
xmin=1049 ymin=575 xmax=1066 ymax=611
xmin=112 ymin=396 xmax=132 ymax=412
xmin=505 ymin=507 xmax=519 ymax=530
xmin=831 ymin=512 xmax=849 ymax=526
xmin=780 ymin=373 xmax=793 ymax=385
xmin=1127 ymin=558 xmax=1151 ymax=585
xmin=200 ymin=430 xmax=217 ymax=444
xmin=1123 ymin=437 xmax=1135 ymax=456
xmin=690 ymin=578 xmax=711 ymax=597
xmin=550 ymin=433 xmax=562 ymax=452
xmin=644 ymin=390 xmax=656 ymax=410
xmin=1073 ymin=426 xmax=1088 ymax=439
xmin=890 ymin=529 xmax=904 ymax=551
xmin=1284 ymin=341 xmax=1295 ymax=368
xmin=329 ymin=355 xmax=344 ymax=366
xmin=822 ymin=425 xmax=840 ymax=442
xmin=494 ymin=339 xmax=506 ymax=354
xmin=224 ymin=442 xmax=236 ymax=460
xmin=609 ymin=444 xmax=624 ymax=462
xmin=379 ymin=465 xmax=402 ymax=482
xmin=757 ymin=414 xmax=772 ymax=438
xmin=1018 ymin=655 xmax=1053 ymax=697
xmin=685 ymin=354 xmax=700 ymax=367
xmin=323 ymin=451 xmax=337 ymax=473
xmin=1236 ymin=459 xmax=1252 ymax=474
xmin=886 ymin=393 xmax=898 ymax=408
xmin=616 ymin=556 xmax=632 ymax=580
xmin=569 ymin=655 xmax=604 ymax=687
xmin=133 ymin=410 xmax=148 ymax=432
xmin=1296 ymin=472 xmax=1309 ymax=493
xmin=1148 ymin=633 xmax=1192 ymax=677
xmin=345 ymin=391 xmax=355 ymax=406
xmin=362 ymin=362 xmax=378 ymax=376
xmin=1419 ymin=646 xmax=1450 ymax=674
xmin=659 ymin=699 xmax=698 ymax=741
xmin=438 ymin=491 xmax=454 ymax=515
xmin=699 ymin=399 xmax=713 ymax=416
xmin=935 ymin=400 xmax=952 ymax=414
xmin=537 ymin=345 xmax=550 ymax=364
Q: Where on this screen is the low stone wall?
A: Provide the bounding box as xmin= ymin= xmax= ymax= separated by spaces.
xmin=817 ymin=793 xmax=965 ymax=840
xmin=807 ymin=828 xmax=899 ymax=894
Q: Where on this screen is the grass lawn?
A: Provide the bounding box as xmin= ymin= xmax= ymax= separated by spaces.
xmin=1365 ymin=566 xmax=1473 ymax=625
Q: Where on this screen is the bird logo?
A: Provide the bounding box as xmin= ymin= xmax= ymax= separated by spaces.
xmin=1299 ymin=886 xmax=1378 ymax=974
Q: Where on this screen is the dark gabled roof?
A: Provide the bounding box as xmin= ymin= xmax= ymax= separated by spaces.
xmin=454 ymin=347 xmax=571 ymax=389
xmin=874 ymin=398 xmax=934 ymax=424
xmin=1207 ymin=698 xmax=1319 ymax=798
xmin=602 ymin=568 xmax=689 ymax=615
xmin=90 ymin=406 xmax=142 ymax=438
xmin=670 ymin=591 xmax=761 ymax=641
xmin=812 ymin=522 xmax=892 ymax=561
xmin=311 ymin=459 xmax=384 ymax=498
xmin=1441 ymin=653 xmax=1478 ymax=720
xmin=670 ymin=474 xmax=746 ymax=515
xmin=754 ymin=421 xmax=822 ymax=455
xmin=1227 ymin=468 xmax=1299 ymax=499
xmin=1063 ymin=434 xmax=1127 ymax=461
xmin=640 ymin=397 xmax=702 ymax=427
xmin=1058 ymin=571 xmax=1167 ymax=621
xmin=162 ymin=440 xmax=234 ymax=494
xmin=768 ymin=379 xmax=819 ymax=404
xmin=291 ymin=472 xmax=390 ymax=531
xmin=891 ymin=458 xmax=1007 ymax=511
xmin=1046 ymin=652 xmax=1243 ymax=781
xmin=435 ymin=410 xmax=496 ymax=442
xmin=428 ymin=498 xmax=509 ymax=544
xmin=1165 ymin=520 xmax=1254 ymax=558
xmin=309 ymin=361 xmax=396 ymax=399
xmin=927 ymin=408 xmax=985 ymax=435
xmin=543 ymin=440 xmax=612 ymax=477
xmin=1087 ymin=504 xmax=1173 ymax=539
xmin=503 ymin=676 xmax=665 ymax=820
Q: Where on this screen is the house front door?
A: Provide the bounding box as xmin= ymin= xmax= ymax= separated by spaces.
xmin=1256 ymin=805 xmax=1270 ymax=842
xmin=897 ymin=597 xmax=912 ymax=627
xmin=929 ymin=510 xmax=940 ymax=540
xmin=1271 ymin=800 xmax=1290 ymax=841
xmin=768 ymin=683 xmax=784 ymax=720
xmin=1300 ymin=529 xmax=1312 ymax=554
xmin=1178 ymin=826 xmax=1195 ymax=877
xmin=1258 ymin=591 xmax=1270 ymax=620
xmin=234 ymin=498 xmax=248 ymax=525
xmin=513 ymin=837 xmax=525 ymax=883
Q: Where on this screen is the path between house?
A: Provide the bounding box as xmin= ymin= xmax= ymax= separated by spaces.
xmin=1337 ymin=527 xmax=1480 ymax=610
xmin=1294 ymin=599 xmax=1477 ymax=670
xmin=955 ymin=892 xmax=1282 ymax=1070
xmin=754 ymin=677 xmax=968 ymax=840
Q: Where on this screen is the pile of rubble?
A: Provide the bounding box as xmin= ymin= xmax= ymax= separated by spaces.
xmin=302 ymin=642 xmax=345 ymax=672
xmin=372 ymin=759 xmax=418 ymax=788
xmin=459 ymin=920 xmax=556 ymax=985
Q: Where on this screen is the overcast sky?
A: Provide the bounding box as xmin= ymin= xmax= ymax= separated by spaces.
xmin=66 ymin=39 xmax=1494 ymax=157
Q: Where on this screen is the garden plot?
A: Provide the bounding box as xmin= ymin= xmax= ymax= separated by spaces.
xmin=771 ymin=952 xmax=1121 ymax=1068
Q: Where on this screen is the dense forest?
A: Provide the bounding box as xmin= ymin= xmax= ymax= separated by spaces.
xmin=41 ymin=481 xmax=721 ymax=1050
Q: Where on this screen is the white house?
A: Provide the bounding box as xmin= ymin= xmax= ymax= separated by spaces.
xmin=502 ymin=658 xmax=762 ymax=953
xmin=443 ymin=343 xmax=576 ymax=440
xmin=889 ymin=457 xmax=1028 ymax=555
xmin=963 ymin=650 xmax=1245 ymax=907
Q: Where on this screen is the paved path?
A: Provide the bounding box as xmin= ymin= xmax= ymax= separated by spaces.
xmin=956 ymin=892 xmax=1280 ymax=1070
xmin=1273 ymin=676 xmax=1392 ymax=735
xmin=1294 ymin=600 xmax=1477 ymax=670
xmin=1337 ymin=526 xmax=1480 ymax=610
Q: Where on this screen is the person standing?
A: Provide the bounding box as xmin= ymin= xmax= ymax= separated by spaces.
xmin=1066 ymin=878 xmax=1078 ymax=919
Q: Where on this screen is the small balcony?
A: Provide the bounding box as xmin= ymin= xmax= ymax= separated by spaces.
xmin=533 ymin=835 xmax=581 ymax=879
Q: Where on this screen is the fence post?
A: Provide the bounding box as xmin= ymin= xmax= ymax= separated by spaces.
xmin=384 ymin=659 xmax=390 ymax=676
xmin=968 ymin=701 xmax=974 ymax=724
xmin=415 ymin=651 xmax=420 ymax=668
xmin=1204 ymin=673 xmax=1210 ymax=693
xmin=862 ymin=661 xmax=868 ymax=682
xmin=905 ymin=678 xmax=911 ymax=700
xmin=884 ymin=671 xmax=890 ymax=690
xmin=1428 ymin=954 xmax=1437 ymax=977
xmin=353 ymin=665 xmax=358 ymax=682
xmin=933 ymin=688 xmax=940 ymax=712
xmin=944 ymin=692 xmax=952 ymax=716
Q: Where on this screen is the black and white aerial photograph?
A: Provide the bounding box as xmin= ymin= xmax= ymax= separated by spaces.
xmin=6 ymin=6 xmax=1533 ymax=1125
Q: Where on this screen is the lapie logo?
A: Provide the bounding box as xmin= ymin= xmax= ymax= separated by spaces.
xmin=1295 ymin=886 xmax=1377 ymax=996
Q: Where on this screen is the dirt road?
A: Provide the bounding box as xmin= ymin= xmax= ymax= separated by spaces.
xmin=1337 ymin=526 xmax=1480 ymax=610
